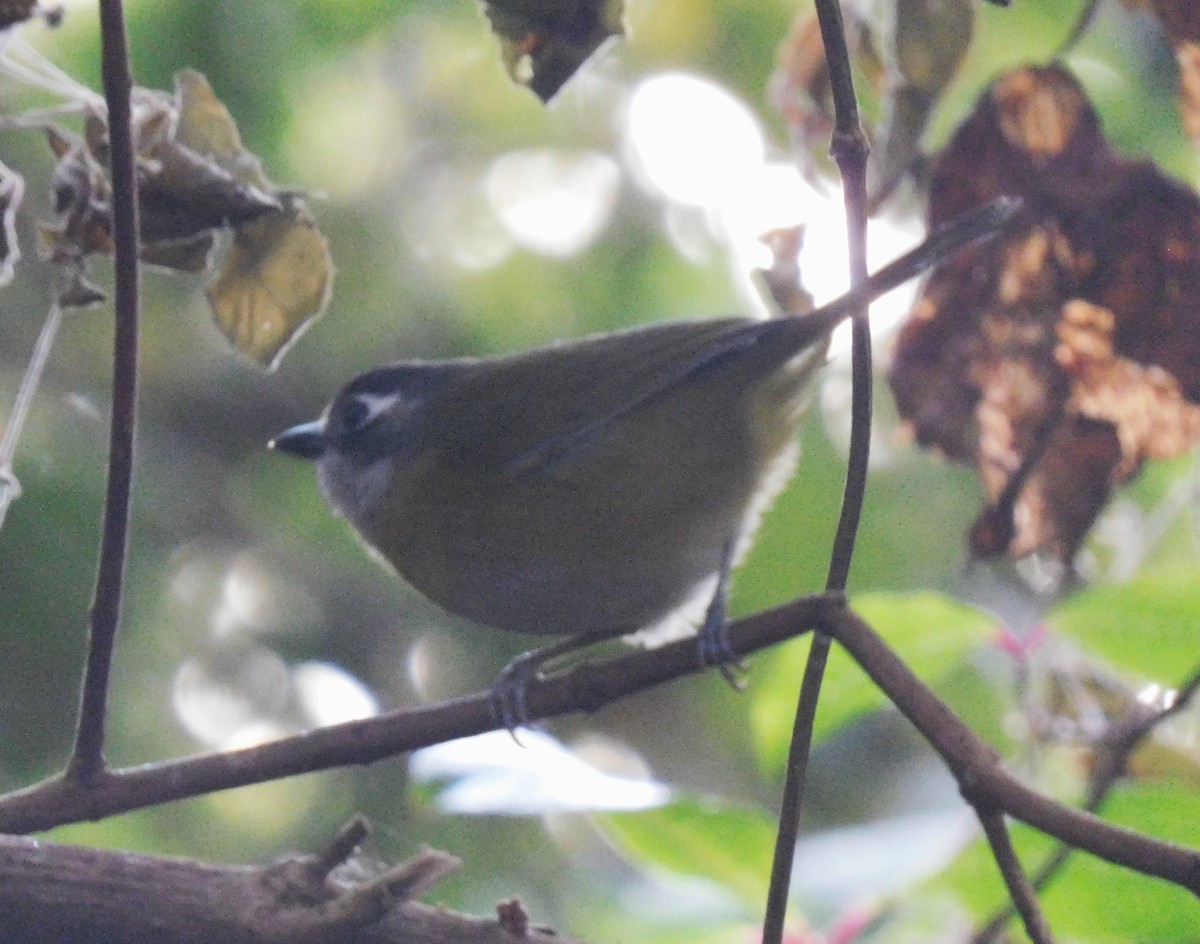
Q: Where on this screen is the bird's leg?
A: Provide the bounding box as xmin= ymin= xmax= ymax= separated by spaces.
xmin=491 ymin=628 xmax=618 ymax=731
xmin=695 ymin=537 xmax=747 ymax=689
xmin=493 ymin=539 xmax=748 ymax=730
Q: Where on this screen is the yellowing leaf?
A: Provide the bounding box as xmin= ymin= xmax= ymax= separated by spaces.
xmin=37 ymin=69 xmax=326 ymax=366
xmin=206 ymin=200 xmax=333 ymax=370
xmin=173 ymin=69 xmax=270 ymax=191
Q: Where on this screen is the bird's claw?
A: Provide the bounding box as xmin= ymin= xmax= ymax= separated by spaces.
xmin=696 ymin=617 xmax=746 ymax=689
xmin=490 ymin=650 xmax=544 ymax=735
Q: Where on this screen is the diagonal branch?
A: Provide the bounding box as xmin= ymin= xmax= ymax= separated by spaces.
xmin=977 ymin=809 xmax=1056 ymax=944
xmin=2 ymin=593 xmax=1197 ymax=905
xmin=0 ymin=594 xmax=844 ymax=833
xmin=824 ymin=605 xmax=1200 ymax=893
xmin=974 ymin=663 xmax=1200 ymax=942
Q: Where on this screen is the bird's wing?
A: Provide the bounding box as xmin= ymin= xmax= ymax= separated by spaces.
xmin=504 ymin=315 xmax=822 ymax=476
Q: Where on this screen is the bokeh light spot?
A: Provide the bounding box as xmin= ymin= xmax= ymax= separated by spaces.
xmin=485 ymin=149 xmax=620 ymax=257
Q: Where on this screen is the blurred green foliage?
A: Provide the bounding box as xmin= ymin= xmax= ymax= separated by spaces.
xmin=1 ymin=1 xmax=1199 ymax=941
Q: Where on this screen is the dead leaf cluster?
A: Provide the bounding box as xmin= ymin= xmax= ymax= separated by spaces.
xmin=890 ymin=65 xmax=1200 ymax=562
xmin=38 ymin=69 xmax=331 ymax=368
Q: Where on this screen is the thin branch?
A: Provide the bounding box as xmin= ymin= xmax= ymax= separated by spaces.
xmin=974 ymin=664 xmax=1200 ymax=942
xmin=824 ymin=605 xmax=1200 ymax=892
xmin=68 ymin=0 xmax=141 ymax=784
xmin=4 ymin=594 xmax=1197 ymax=902
xmin=822 ymin=45 xmax=871 ymax=594
xmin=0 ymin=594 xmax=844 ymax=834
xmin=977 ymin=810 xmax=1056 ymax=944
xmin=762 ymin=631 xmax=831 ymax=944
xmin=764 ymin=0 xmax=872 ymax=940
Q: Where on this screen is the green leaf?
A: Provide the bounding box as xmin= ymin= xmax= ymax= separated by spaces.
xmin=1049 ymin=569 xmax=1200 ymax=682
xmin=599 ymin=795 xmax=775 ymax=911
xmin=750 ymin=592 xmax=994 ymax=777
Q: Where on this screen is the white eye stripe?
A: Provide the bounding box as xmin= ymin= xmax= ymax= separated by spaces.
xmin=352 ymin=392 xmax=402 ymax=426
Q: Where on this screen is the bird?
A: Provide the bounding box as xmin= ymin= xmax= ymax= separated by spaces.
xmin=271 ymin=199 xmax=1016 ymax=722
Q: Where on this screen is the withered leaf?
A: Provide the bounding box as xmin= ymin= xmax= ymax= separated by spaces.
xmin=38 ymin=69 xmax=330 ymax=366
xmin=140 ymin=232 xmax=215 ymax=273
xmin=1058 ymin=300 xmax=1200 ymax=469
xmin=132 ymin=72 xmax=281 ymax=245
xmin=753 ymin=225 xmax=812 ymax=317
xmin=482 ymin=0 xmax=624 ymax=102
xmin=872 ymin=0 xmax=975 ymax=206
xmin=889 ymin=65 xmax=1200 ymax=564
xmin=137 ymin=125 xmax=279 ymax=243
xmin=40 ymin=125 xmax=113 ymax=268
xmin=769 ymin=9 xmax=883 ymax=187
xmin=205 ymin=198 xmax=333 ymax=371
xmin=172 ymin=69 xmax=271 ymax=191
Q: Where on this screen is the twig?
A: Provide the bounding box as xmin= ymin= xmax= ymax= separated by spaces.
xmin=763 ymin=0 xmax=872 ymax=940
xmin=68 ymin=0 xmax=141 ymax=785
xmin=977 ymin=810 xmax=1056 ymax=944
xmin=313 ymin=815 xmax=372 ymax=879
xmin=824 ymin=606 xmax=1200 ymax=892
xmin=974 ymin=664 xmax=1200 ymax=942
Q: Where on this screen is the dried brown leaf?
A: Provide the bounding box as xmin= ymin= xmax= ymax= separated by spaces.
xmin=172 ymin=70 xmax=269 ymax=188
xmin=890 ymin=65 xmax=1200 ymax=563
xmin=1057 ymin=299 xmax=1200 ymax=470
xmin=769 ymin=10 xmax=883 ymax=186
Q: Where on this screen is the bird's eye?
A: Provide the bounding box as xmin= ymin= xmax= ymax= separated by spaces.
xmin=342 ymin=398 xmax=371 ymax=432
xmin=340 ymin=392 xmax=400 ymax=434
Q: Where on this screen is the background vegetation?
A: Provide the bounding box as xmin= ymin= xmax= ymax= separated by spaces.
xmin=1 ymin=0 xmax=1198 ymax=941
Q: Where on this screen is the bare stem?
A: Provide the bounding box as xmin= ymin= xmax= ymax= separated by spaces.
xmin=974 ymin=664 xmax=1200 ymax=942
xmin=763 ymin=0 xmax=871 ymax=940
xmin=0 ymin=594 xmax=842 ymax=833
xmin=978 ymin=810 xmax=1056 ymax=944
xmin=68 ymin=0 xmax=141 ymax=785
xmin=4 ymin=596 xmax=1197 ymax=905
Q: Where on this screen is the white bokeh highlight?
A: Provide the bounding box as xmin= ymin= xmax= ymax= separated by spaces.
xmin=410 ymin=729 xmax=672 ymax=815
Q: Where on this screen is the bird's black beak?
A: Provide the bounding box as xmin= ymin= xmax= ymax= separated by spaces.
xmin=269 ymin=420 xmax=328 ymax=460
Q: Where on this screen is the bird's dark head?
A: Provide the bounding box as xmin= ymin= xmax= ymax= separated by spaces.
xmin=270 ymin=362 xmax=452 ymax=517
